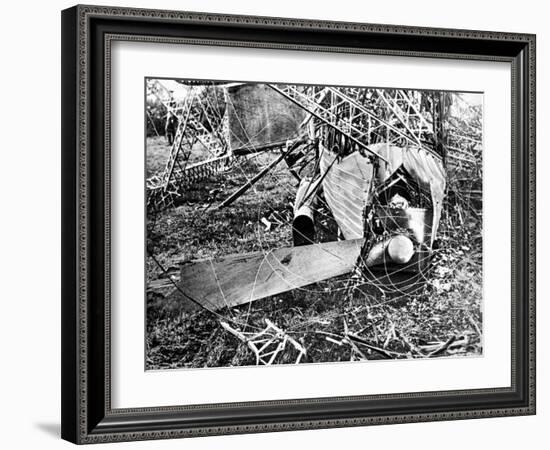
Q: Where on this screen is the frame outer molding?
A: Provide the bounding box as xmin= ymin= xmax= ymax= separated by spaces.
xmin=61 ymin=4 xmax=536 ymax=444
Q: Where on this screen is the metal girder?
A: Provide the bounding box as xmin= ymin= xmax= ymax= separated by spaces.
xmin=268 ymin=84 xmax=388 ymax=163
xmin=268 ymin=83 xmax=439 ymax=158
xmin=146 ymin=81 xmax=230 ymax=210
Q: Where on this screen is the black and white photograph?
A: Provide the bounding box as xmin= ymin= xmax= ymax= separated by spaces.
xmin=0 ymin=0 xmax=542 ymax=446
xmin=145 ymin=79 xmax=483 ymax=370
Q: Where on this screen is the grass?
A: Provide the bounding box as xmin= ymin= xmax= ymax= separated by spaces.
xmin=145 ymin=137 xmax=483 ymax=370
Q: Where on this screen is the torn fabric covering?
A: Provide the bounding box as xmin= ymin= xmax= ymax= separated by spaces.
xmin=320 ymin=149 xmax=373 ymax=239
xmin=321 ymin=143 xmax=446 ymax=244
xmin=368 ymin=143 xmax=446 ymax=244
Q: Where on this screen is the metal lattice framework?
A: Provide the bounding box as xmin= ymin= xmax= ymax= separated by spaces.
xmin=146 ymin=82 xmax=230 ymax=211
xmin=268 ymin=84 xmax=447 ymax=158
xmin=146 ymin=82 xmax=475 ymax=212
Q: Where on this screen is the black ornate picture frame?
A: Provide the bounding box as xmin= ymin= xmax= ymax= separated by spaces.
xmin=61 ymin=4 xmax=536 ymax=444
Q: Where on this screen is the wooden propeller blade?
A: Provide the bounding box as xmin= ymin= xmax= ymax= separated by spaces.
xmin=179 ymin=238 xmax=365 ymax=310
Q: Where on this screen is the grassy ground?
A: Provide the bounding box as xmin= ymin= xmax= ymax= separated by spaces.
xmin=146 ymin=135 xmax=218 ymax=178
xmin=145 ymin=137 xmax=482 ymax=370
